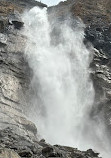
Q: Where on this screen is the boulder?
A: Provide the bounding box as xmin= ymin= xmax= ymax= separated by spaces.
xmin=0 ymin=148 xmax=20 ymax=158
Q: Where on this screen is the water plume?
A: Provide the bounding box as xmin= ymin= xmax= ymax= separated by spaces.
xmin=22 ymin=6 xmax=110 ymax=158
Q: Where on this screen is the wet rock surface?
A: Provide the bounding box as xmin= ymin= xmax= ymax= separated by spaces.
xmin=0 ymin=128 xmax=101 ymax=158
xmin=0 ymin=0 xmax=38 ymax=140
xmin=48 ymin=0 xmax=111 ymax=135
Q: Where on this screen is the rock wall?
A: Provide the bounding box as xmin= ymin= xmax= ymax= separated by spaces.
xmin=0 ymin=127 xmax=100 ymax=158
xmin=48 ymin=0 xmax=111 ymax=133
xmin=0 ymin=0 xmax=41 ymax=140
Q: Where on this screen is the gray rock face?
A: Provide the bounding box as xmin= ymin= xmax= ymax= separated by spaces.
xmin=1 ymin=0 xmax=47 ymax=9
xmin=0 ymin=128 xmax=100 ymax=158
xmin=91 ymin=48 xmax=111 ymax=130
xmin=0 ymin=0 xmax=38 ymax=141
xmin=48 ymin=0 xmax=111 ymax=136
xmin=84 ymin=24 xmax=111 ymax=133
xmin=0 ymin=148 xmax=20 ymax=158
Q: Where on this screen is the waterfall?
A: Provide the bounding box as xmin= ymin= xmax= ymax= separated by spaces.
xmin=22 ymin=6 xmax=110 ymax=158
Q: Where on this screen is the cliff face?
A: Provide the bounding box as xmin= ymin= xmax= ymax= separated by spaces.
xmin=48 ymin=0 xmax=111 ymax=133
xmin=48 ymin=0 xmax=111 ymax=25
xmin=0 ymin=0 xmax=39 ymax=140
xmin=73 ymin=0 xmax=111 ymax=132
xmin=0 ymin=0 xmax=110 ymax=158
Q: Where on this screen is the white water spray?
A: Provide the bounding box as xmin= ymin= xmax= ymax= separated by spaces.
xmin=22 ymin=7 xmax=110 ymax=158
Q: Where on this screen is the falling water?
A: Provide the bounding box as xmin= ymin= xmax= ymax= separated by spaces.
xmin=22 ymin=7 xmax=110 ymax=158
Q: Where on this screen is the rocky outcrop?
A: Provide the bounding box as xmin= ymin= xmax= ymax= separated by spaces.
xmin=48 ymin=0 xmax=111 ymax=25
xmin=0 ymin=128 xmax=100 ymax=158
xmin=0 ymin=0 xmax=47 ymax=15
xmin=0 ymin=148 xmax=20 ymax=158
